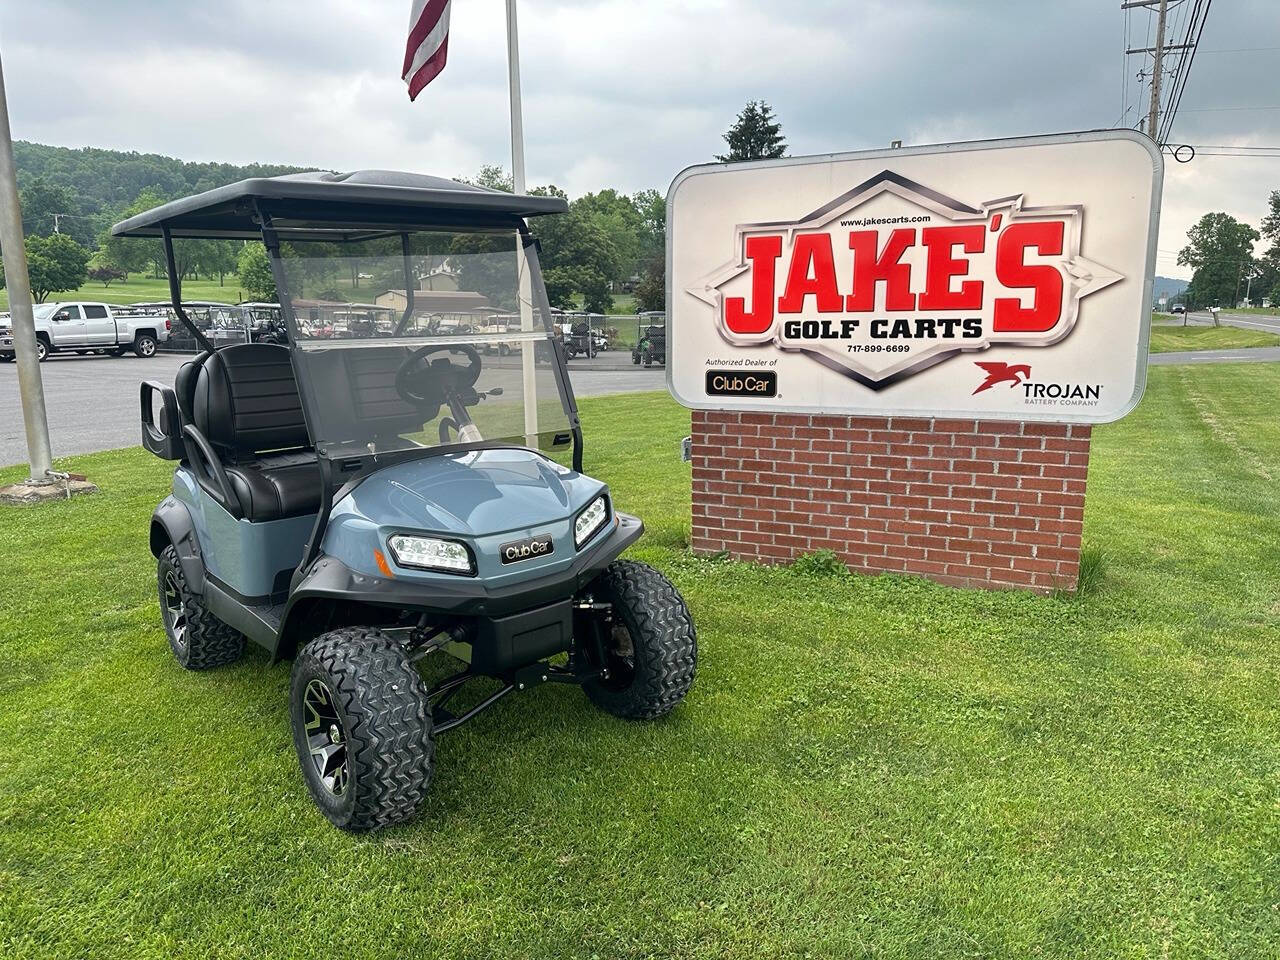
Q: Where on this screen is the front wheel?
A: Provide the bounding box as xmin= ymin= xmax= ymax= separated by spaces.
xmin=35 ymin=338 xmax=49 ymax=362
xmin=580 ymin=560 xmax=696 ymax=720
xmin=134 ymin=334 xmax=157 ymax=358
xmin=290 ymin=628 xmax=435 ymax=831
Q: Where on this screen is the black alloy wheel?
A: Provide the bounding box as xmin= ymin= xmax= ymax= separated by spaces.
xmin=301 ymin=679 xmax=351 ymax=798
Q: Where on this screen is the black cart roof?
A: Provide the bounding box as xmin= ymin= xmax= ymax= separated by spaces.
xmin=111 ymin=169 xmax=568 ymax=240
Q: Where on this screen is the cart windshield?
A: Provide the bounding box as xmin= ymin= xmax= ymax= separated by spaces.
xmin=274 ymin=229 xmax=574 ymax=460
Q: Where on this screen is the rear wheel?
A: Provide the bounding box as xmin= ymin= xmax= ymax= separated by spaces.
xmin=290 ymin=628 xmax=435 ymax=832
xmin=580 ymin=560 xmax=696 ymax=719
xmin=134 ymin=333 xmax=157 ymax=358
xmin=157 ymin=544 xmax=245 ymax=669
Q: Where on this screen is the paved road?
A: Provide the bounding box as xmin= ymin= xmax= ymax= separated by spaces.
xmin=1158 ymin=310 xmax=1280 ymax=334
xmin=1150 ymin=346 xmax=1280 ymax=366
xmin=0 ymin=351 xmax=667 ymax=467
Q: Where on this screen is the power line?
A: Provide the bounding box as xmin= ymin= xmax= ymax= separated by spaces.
xmin=1159 ymin=0 xmax=1212 ymax=142
xmin=1197 ymin=46 xmax=1280 ymax=53
xmin=1178 ymin=104 xmax=1280 ymax=112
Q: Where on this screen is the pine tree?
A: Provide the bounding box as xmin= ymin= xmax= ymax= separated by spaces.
xmin=716 ymin=100 xmax=787 ymax=162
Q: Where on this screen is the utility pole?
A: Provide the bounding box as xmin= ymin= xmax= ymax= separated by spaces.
xmin=1123 ymin=0 xmax=1176 ymax=142
xmin=1147 ymin=0 xmax=1169 ymax=141
xmin=0 ymin=44 xmax=53 ymax=482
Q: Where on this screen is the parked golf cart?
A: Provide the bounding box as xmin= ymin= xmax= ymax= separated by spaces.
xmin=631 ymin=311 xmax=666 ymax=366
xmin=115 ymin=171 xmax=697 ymax=832
xmin=241 ymin=302 xmax=289 ymax=345
xmin=563 ymin=313 xmax=598 ymax=360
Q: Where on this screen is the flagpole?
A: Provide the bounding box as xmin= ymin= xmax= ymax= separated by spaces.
xmin=0 ymin=45 xmax=53 ymax=482
xmin=506 ymin=0 xmax=538 ymax=446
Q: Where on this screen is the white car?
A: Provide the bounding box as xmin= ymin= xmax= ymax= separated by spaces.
xmin=0 ymin=301 xmax=170 ymax=362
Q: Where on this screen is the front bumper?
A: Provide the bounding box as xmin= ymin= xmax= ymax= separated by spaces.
xmin=285 ymin=511 xmax=644 ymax=622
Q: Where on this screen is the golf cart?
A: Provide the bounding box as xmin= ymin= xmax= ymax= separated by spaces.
xmin=116 ymin=171 xmax=697 ymax=832
xmin=563 ymin=312 xmax=597 ymax=360
xmin=631 ymin=311 xmax=666 ymax=366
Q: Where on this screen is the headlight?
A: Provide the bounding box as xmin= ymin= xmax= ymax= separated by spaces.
xmin=386 ymin=534 xmax=475 ymax=575
xmin=574 ymin=495 xmax=609 ymax=547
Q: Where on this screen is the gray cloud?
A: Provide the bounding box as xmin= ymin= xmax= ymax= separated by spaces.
xmin=3 ymin=0 xmax=1277 ymax=277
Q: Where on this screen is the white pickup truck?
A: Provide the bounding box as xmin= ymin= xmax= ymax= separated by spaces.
xmin=0 ymin=301 xmax=170 ymax=362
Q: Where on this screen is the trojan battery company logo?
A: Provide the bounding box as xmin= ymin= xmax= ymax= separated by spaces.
xmin=972 ymin=361 xmax=1103 ymax=406
xmin=687 ymin=170 xmax=1123 ymax=389
xmin=972 ymin=361 xmax=1031 ymax=395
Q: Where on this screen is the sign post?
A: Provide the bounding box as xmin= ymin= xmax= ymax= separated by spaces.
xmin=666 ymin=131 xmax=1162 ymax=592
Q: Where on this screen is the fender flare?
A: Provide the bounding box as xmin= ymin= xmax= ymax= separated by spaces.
xmin=149 ymin=496 xmax=206 ymax=594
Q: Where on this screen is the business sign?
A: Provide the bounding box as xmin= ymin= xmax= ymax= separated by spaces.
xmin=666 ymin=130 xmax=1162 ymax=422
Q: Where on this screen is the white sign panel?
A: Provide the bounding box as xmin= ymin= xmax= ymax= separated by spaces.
xmin=666 ymin=131 xmax=1162 ymax=422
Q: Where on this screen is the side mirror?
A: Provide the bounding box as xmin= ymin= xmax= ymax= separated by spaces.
xmin=53 ymin=312 xmax=70 ymax=322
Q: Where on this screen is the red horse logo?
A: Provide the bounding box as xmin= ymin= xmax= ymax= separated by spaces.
xmin=972 ymin=361 xmax=1031 ymax=395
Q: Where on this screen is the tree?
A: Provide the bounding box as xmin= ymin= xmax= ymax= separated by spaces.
xmin=237 ymin=243 xmax=277 ymax=301
xmin=717 ymin=100 xmax=786 ymax=162
xmin=194 ymin=240 xmax=239 ymax=284
xmin=632 ymin=188 xmax=665 ymax=258
xmin=20 ymin=177 xmax=95 ymax=247
xmin=97 ymin=187 xmax=167 ymax=279
xmin=1178 ymin=212 xmax=1259 ymax=309
xmin=572 ymin=189 xmax=644 ymax=284
xmin=529 ymin=186 xmax=621 ymax=313
xmin=0 ymin=232 xmax=91 ymax=302
xmin=633 ymin=259 xmax=665 ymax=313
xmin=465 ymin=164 xmax=514 ymax=192
xmin=88 ymin=265 xmax=126 ymax=288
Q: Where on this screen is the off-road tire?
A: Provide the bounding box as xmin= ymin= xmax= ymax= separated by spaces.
xmin=582 ymin=560 xmax=696 ymax=720
xmin=134 ymin=333 xmax=157 ymax=358
xmin=35 ymin=338 xmax=49 ymax=362
xmin=157 ymin=544 xmax=245 ymax=670
xmin=290 ymin=628 xmax=434 ymax=832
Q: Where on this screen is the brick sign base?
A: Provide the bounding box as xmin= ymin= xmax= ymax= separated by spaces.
xmin=690 ymin=411 xmax=1090 ymax=593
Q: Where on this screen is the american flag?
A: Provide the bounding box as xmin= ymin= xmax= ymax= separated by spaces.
xmin=403 ymin=0 xmax=452 ymax=101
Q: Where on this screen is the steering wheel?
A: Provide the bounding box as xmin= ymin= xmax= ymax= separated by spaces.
xmin=394 ymin=343 xmax=483 ymax=413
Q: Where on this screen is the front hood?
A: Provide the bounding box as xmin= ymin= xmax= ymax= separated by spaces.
xmin=342 ymin=448 xmax=598 ymax=537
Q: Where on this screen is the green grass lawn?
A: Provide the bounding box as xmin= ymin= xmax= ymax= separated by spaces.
xmin=1149 ymin=323 xmax=1280 ymax=353
xmin=0 ymin=275 xmax=246 ymax=310
xmin=3 ymin=368 xmax=1280 ymax=958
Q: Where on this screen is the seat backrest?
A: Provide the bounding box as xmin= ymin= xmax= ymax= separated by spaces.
xmin=174 ymin=350 xmax=209 ymax=425
xmin=193 ymin=343 xmax=310 ymax=455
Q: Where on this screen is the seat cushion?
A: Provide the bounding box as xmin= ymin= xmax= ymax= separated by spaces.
xmin=194 ymin=343 xmax=310 ymax=454
xmin=224 ymin=454 xmax=322 ymax=521
xmin=174 ymin=351 xmax=209 ymax=425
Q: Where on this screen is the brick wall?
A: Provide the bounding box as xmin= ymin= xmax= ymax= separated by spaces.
xmin=690 ymin=411 xmax=1090 ymax=593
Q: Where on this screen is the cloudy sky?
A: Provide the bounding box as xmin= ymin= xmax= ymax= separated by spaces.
xmin=2 ymin=0 xmax=1278 ymax=278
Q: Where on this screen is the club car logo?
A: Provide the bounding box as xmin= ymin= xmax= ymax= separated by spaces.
xmin=687 ymin=170 xmax=1123 ymax=390
xmin=499 ymin=534 xmax=554 ymax=565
